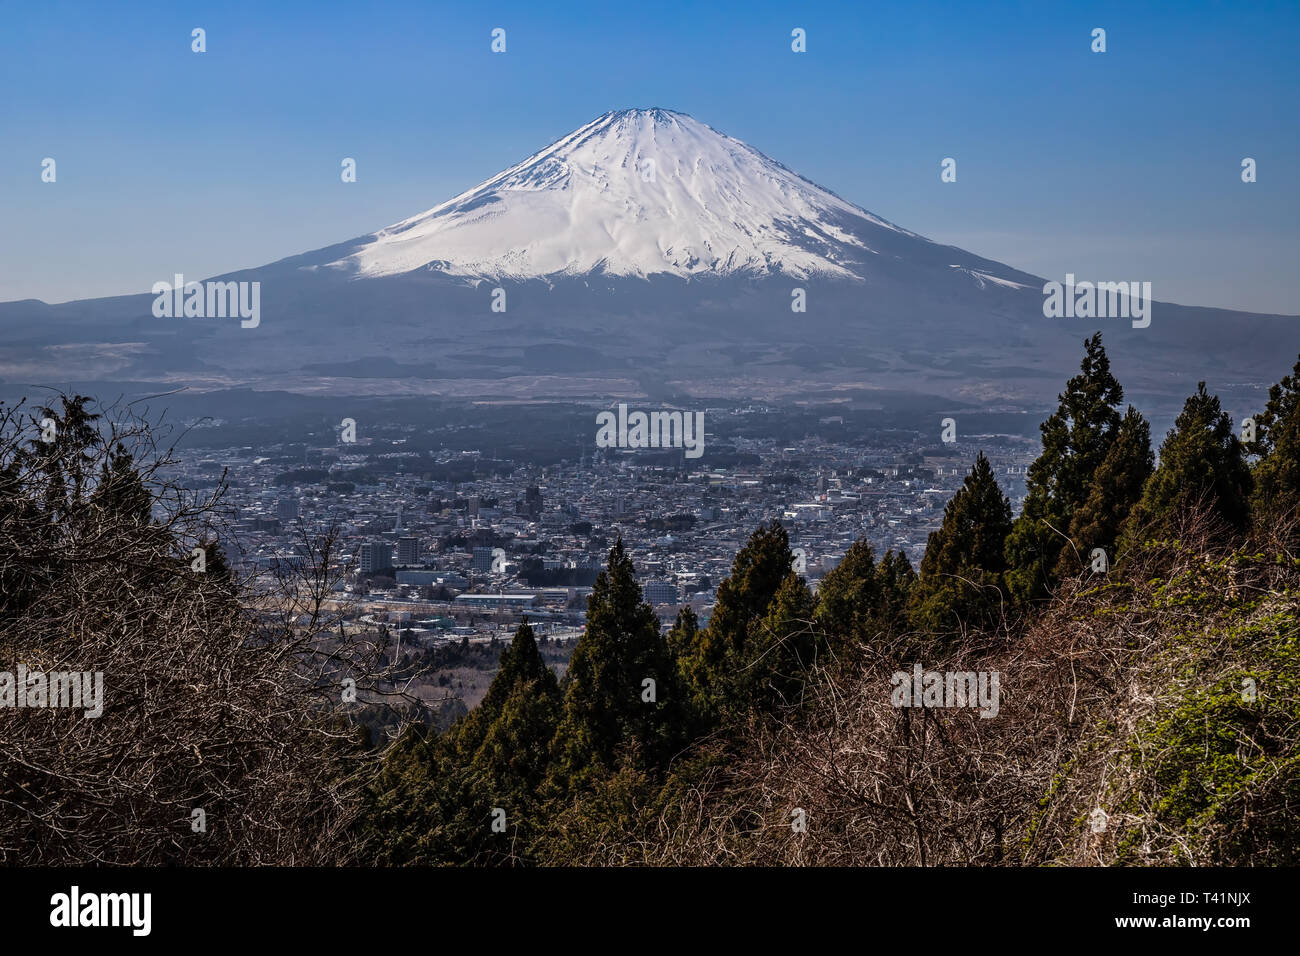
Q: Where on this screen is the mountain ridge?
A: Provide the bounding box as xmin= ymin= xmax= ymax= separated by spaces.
xmin=300 ymin=107 xmax=1019 ymax=287
xmin=0 ymin=108 xmax=1294 ymax=411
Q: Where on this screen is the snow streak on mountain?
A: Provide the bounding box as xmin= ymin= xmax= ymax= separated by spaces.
xmin=319 ymin=108 xmax=948 ymax=282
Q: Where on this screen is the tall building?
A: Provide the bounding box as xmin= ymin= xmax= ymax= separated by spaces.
xmin=277 ymin=497 xmax=299 ymax=524
xmin=643 ymin=580 xmax=679 ymax=606
xmin=397 ymin=536 xmax=421 ymax=566
xmin=359 ymin=542 xmax=394 ymax=574
xmin=524 ymin=484 xmax=543 ymax=519
xmin=472 ymin=546 xmax=497 ymax=572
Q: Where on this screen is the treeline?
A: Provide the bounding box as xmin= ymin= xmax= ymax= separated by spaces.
xmin=359 ymin=333 xmax=1300 ymax=865
xmin=3 ymin=331 xmax=1297 ymax=865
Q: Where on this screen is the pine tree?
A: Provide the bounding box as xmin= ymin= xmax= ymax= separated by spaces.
xmin=467 ymin=680 xmax=561 ymax=831
xmin=365 ymin=620 xmax=561 ymax=865
xmin=910 ymin=452 xmax=1013 ymax=634
xmin=1247 ymin=352 xmax=1300 ymax=531
xmin=877 ymin=549 xmax=918 ymax=626
xmin=90 ymin=441 xmax=153 ymax=525
xmin=745 ymin=571 xmax=818 ymax=709
xmin=549 ymin=540 xmax=685 ymax=791
xmin=1005 ymin=333 xmax=1125 ymax=603
xmin=815 ymin=540 xmax=914 ymax=655
xmin=666 ymin=605 xmax=699 ymax=663
xmin=1121 ymin=382 xmax=1252 ymax=549
xmin=478 ymin=619 xmax=557 ymax=718
xmin=675 ymin=520 xmax=793 ymax=722
xmin=1060 ymin=405 xmax=1153 ymax=574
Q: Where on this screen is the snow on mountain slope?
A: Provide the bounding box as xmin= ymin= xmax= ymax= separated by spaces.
xmin=319 ymin=108 xmax=948 ymax=282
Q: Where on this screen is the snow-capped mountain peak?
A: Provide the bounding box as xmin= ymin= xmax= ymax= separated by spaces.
xmin=323 ymin=108 xmax=927 ymax=282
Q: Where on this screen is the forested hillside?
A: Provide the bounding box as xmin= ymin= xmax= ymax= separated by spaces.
xmin=359 ymin=335 xmax=1300 ymax=866
xmin=3 ymin=335 xmax=1297 ymax=866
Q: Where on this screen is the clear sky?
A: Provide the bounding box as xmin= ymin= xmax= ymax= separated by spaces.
xmin=2 ymin=0 xmax=1297 ymax=313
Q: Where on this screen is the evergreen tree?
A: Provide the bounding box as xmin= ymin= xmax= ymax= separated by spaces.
xmin=910 ymin=452 xmax=1013 ymax=634
xmin=90 ymin=441 xmax=153 ymax=525
xmin=478 ymin=619 xmax=558 ymax=718
xmin=549 ymin=540 xmax=685 ymax=791
xmin=877 ymin=549 xmax=918 ymax=626
xmin=1121 ymin=382 xmax=1252 ymax=548
xmin=1247 ymin=352 xmax=1300 ymax=530
xmin=1061 ymin=405 xmax=1153 ymax=573
xmin=675 ymin=520 xmax=793 ymax=721
xmin=666 ymin=605 xmax=699 ymax=664
xmin=365 ymin=620 xmax=561 ymax=865
xmin=745 ymin=571 xmax=818 ymax=709
xmin=24 ymin=395 xmax=101 ymax=521
xmin=1005 ymin=333 xmax=1125 ymax=603
xmin=815 ymin=540 xmax=914 ymax=655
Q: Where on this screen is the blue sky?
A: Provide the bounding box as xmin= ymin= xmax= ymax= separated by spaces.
xmin=2 ymin=0 xmax=1297 ymax=312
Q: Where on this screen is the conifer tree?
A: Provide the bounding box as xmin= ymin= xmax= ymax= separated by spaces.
xmin=1247 ymin=352 xmax=1300 ymax=530
xmin=666 ymin=605 xmax=699 ymax=663
xmin=478 ymin=619 xmax=558 ymax=718
xmin=549 ymin=540 xmax=684 ymax=791
xmin=1060 ymin=405 xmax=1153 ymax=574
xmin=910 ymin=452 xmax=1013 ymax=634
xmin=744 ymin=571 xmax=818 ymax=710
xmin=367 ymin=620 xmax=561 ymax=865
xmin=815 ymin=540 xmax=914 ymax=654
xmin=675 ymin=520 xmax=793 ymax=721
xmin=90 ymin=441 xmax=153 ymax=525
xmin=25 ymin=395 xmax=101 ymax=520
xmin=1121 ymin=382 xmax=1252 ymax=548
xmin=1005 ymin=333 xmax=1125 ymax=603
xmin=877 ymin=549 xmax=918 ymax=626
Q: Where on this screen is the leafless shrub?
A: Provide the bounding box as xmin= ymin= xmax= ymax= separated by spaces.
xmin=635 ymin=506 xmax=1300 ymax=866
xmin=0 ymin=394 xmax=407 ymax=864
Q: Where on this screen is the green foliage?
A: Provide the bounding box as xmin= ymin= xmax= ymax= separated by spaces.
xmin=1063 ymin=405 xmax=1153 ymax=574
xmin=910 ymin=452 xmax=1012 ymax=634
xmin=1005 ymin=333 xmax=1126 ymax=604
xmin=362 ymin=620 xmax=561 ymax=864
xmin=1248 ymin=351 xmax=1300 ymax=531
xmin=1120 ymin=382 xmax=1252 ymax=552
xmin=676 ymin=520 xmax=794 ymax=722
xmin=1078 ymin=551 xmax=1300 ymax=865
xmin=548 ymin=540 xmax=688 ymax=793
xmin=742 ymin=571 xmax=818 ymax=710
xmin=814 ymin=539 xmax=914 ymax=656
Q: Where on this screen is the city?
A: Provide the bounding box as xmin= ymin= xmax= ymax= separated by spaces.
xmin=165 ymin=404 xmax=1037 ymax=709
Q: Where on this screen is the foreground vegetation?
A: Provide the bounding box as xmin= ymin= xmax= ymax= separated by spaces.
xmin=359 ymin=335 xmax=1300 ymax=866
xmin=3 ymin=333 xmax=1298 ymax=865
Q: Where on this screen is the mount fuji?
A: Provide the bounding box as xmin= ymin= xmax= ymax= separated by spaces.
xmin=1 ymin=108 xmax=1295 ymax=412
xmin=295 ymin=107 xmax=1039 ymax=294
xmin=315 ymin=108 xmax=965 ymax=284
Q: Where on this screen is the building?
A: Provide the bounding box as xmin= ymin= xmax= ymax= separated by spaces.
xmin=396 ymin=570 xmax=439 ymax=586
xmin=643 ymin=579 xmax=680 ymax=606
xmin=277 ymin=497 xmax=299 ymax=524
xmin=454 ymin=592 xmax=539 ymax=609
xmin=524 ymin=484 xmax=543 ymax=519
xmin=359 ymin=542 xmax=394 ymax=574
xmin=397 ymin=536 xmax=421 ymax=566
xmin=472 ymin=546 xmax=498 ymax=572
